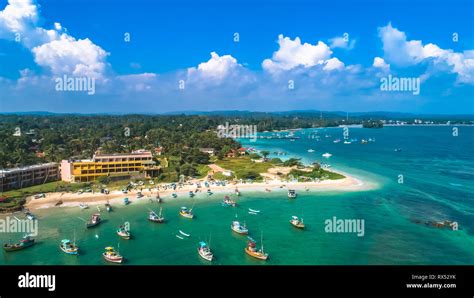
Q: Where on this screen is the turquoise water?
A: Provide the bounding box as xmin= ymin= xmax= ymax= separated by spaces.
xmin=1 ymin=126 xmax=473 ymax=265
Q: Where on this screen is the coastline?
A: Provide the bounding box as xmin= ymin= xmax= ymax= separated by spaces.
xmin=24 ymin=171 xmax=376 ymax=212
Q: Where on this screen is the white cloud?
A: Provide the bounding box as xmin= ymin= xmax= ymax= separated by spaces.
xmin=187 ymin=52 xmax=246 ymax=83
xmin=32 ymin=35 xmax=108 ymax=78
xmin=329 ymin=35 xmax=356 ymax=50
xmin=0 ymin=0 xmax=109 ymax=79
xmin=323 ymin=57 xmax=345 ymax=71
xmin=372 ymin=57 xmax=390 ymax=71
xmin=379 ymin=23 xmax=474 ymax=84
xmin=262 ymin=34 xmax=343 ymax=73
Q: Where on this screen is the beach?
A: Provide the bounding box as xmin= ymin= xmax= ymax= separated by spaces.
xmin=25 ymin=169 xmax=372 ymax=211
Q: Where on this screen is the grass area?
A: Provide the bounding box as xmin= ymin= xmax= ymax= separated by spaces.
xmin=289 ymin=168 xmax=345 ymax=181
xmin=196 ymin=164 xmax=210 ymax=178
xmin=215 ymin=156 xmax=277 ymax=180
xmin=1 ymin=181 xmax=91 ymax=199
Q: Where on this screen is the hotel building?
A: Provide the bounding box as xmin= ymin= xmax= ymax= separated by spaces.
xmin=61 ymin=150 xmax=160 ymax=182
xmin=0 ymin=163 xmax=60 ymax=192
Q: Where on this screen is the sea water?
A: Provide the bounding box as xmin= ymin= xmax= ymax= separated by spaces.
xmin=1 ymin=126 xmax=473 ymax=265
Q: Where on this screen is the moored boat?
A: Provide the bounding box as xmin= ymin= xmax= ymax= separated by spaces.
xmin=59 ymin=239 xmax=79 ymax=255
xmin=231 ymin=221 xmax=249 ymax=235
xmin=148 ymin=207 xmax=164 ymax=223
xmin=79 ymin=202 xmax=89 ymax=209
xmin=86 ymin=213 xmax=101 ymax=228
xmin=179 ymin=206 xmax=194 ymax=219
xmin=116 ymin=224 xmax=131 ymax=239
xmin=197 ymin=241 xmax=213 ymax=262
xmin=222 ymin=196 xmax=237 ymax=207
xmin=322 ymin=152 xmax=332 ymax=158
xmin=102 ymin=246 xmax=123 ymax=264
xmin=3 ymin=235 xmax=35 ymax=252
xmin=288 ymin=189 xmax=297 ymax=199
xmin=105 ymin=201 xmax=112 ymax=212
xmin=235 ymin=188 xmax=241 ymax=196
xmin=290 ymin=216 xmax=305 ymax=229
xmin=244 ymin=235 xmax=268 ymax=260
xmin=189 ymin=191 xmax=195 ymax=198
xmin=123 ymin=197 xmax=130 ymax=205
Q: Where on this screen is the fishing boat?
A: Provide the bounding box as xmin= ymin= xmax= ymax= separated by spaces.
xmin=79 ymin=202 xmax=89 ymax=209
xmin=3 ymin=235 xmax=35 ymax=252
xmin=288 ymin=189 xmax=297 ymax=199
xmin=102 ymin=246 xmax=123 ymax=264
xmin=179 ymin=230 xmax=190 ymax=237
xmin=322 ymin=152 xmax=332 ymax=158
xmin=116 ymin=225 xmax=131 ymax=240
xmin=148 ymin=208 xmax=164 ymax=223
xmin=235 ymin=188 xmax=241 ymax=196
xmin=105 ymin=201 xmax=112 ymax=212
xmin=231 ymin=221 xmax=249 ymax=235
xmin=59 ymin=239 xmax=79 ymax=255
xmin=179 ymin=206 xmax=194 ymax=219
xmin=155 ymin=194 xmax=162 ymax=203
xmin=123 ymin=197 xmax=130 ymax=205
xmin=197 ymin=241 xmax=213 ymax=262
xmin=290 ymin=216 xmax=305 ymax=229
xmin=222 ymin=196 xmax=237 ymax=207
xmin=25 ymin=211 xmax=36 ymax=220
xmin=244 ymin=235 xmax=268 ymax=261
xmin=86 ymin=213 xmax=101 ymax=228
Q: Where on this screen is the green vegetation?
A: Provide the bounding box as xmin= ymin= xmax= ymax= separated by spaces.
xmin=362 ymin=120 xmax=384 ymax=128
xmin=215 ymin=156 xmax=278 ymax=181
xmin=289 ymin=168 xmax=345 ymax=181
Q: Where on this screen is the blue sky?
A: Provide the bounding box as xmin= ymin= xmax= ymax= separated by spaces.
xmin=0 ymin=0 xmax=473 ymax=114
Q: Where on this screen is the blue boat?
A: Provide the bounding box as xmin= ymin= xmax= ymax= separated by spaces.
xmin=124 ymin=197 xmax=130 ymax=205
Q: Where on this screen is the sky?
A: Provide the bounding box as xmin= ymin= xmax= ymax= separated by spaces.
xmin=0 ymin=0 xmax=473 ymax=114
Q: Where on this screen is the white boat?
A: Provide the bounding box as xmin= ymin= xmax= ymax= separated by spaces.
xmin=197 ymin=241 xmax=213 ymax=262
xmin=249 ymin=211 xmax=258 ymax=215
xmin=288 ymin=189 xmax=297 ymax=199
xmin=179 ymin=230 xmax=190 ymax=237
xmin=343 ymin=140 xmax=351 ymax=144
xmin=307 ymin=149 xmax=315 ymax=153
xmin=176 ymin=235 xmax=184 ymax=240
xmin=79 ymin=203 xmax=89 ymax=209
xmin=322 ymin=153 xmax=332 ymax=158
xmin=231 ymin=221 xmax=249 ymax=235
xmin=248 ymin=208 xmax=260 ymax=213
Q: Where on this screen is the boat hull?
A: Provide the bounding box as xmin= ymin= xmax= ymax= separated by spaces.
xmin=231 ymin=226 xmax=248 ymax=235
xmin=180 ymin=212 xmax=194 ymax=219
xmin=198 ymin=249 xmax=213 ymax=262
xmin=3 ymin=240 xmax=35 ymax=252
xmin=103 ymin=254 xmax=123 ymax=264
xmin=245 ymin=247 xmax=268 ymax=260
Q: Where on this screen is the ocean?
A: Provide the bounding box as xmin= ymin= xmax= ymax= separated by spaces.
xmin=1 ymin=126 xmax=473 ymax=265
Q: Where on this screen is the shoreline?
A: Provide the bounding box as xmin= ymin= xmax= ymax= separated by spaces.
xmin=24 ymin=172 xmax=376 ymax=212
